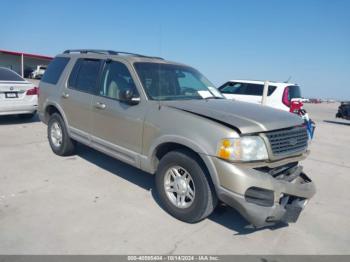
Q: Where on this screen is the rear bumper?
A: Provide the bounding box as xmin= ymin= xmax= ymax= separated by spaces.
xmin=0 ymin=104 xmax=37 ymax=116
xmin=212 ymin=157 xmax=316 ymax=227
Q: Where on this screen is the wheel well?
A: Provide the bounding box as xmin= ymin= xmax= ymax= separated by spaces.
xmin=45 ymin=105 xmax=61 ymax=122
xmin=154 ymin=143 xmax=210 ymax=179
xmin=154 ymin=142 xmax=218 ymax=197
xmin=155 ymin=142 xmax=192 ymax=161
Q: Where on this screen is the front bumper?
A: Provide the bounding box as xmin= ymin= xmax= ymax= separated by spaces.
xmin=212 ymin=157 xmax=316 ymax=227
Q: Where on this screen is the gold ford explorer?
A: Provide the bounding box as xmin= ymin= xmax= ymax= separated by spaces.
xmin=38 ymin=49 xmax=315 ymax=227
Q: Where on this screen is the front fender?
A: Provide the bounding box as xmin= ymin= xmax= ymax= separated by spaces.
xmin=140 ymin=135 xmax=221 ymax=190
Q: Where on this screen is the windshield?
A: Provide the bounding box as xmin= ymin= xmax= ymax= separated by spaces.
xmin=134 ymin=62 xmax=223 ymax=101
xmin=0 ymin=67 xmax=25 ymax=81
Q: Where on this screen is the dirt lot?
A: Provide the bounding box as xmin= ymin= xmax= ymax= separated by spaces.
xmin=0 ymin=102 xmax=349 ymax=254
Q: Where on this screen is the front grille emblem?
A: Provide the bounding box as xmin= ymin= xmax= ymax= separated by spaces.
xmin=288 ymin=138 xmax=298 ymax=146
xmin=10 ymin=86 xmax=14 ymax=91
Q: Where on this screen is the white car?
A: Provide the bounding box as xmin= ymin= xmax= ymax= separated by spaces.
xmin=0 ymin=67 xmax=38 ymax=118
xmin=218 ymin=80 xmax=302 ymax=111
xmin=30 ymin=65 xmax=47 ymax=79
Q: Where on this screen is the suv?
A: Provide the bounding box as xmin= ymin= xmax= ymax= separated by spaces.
xmin=30 ymin=65 xmax=47 ymax=79
xmin=38 ymin=50 xmax=315 ymax=227
xmin=336 ymin=101 xmax=350 ymax=120
xmin=219 ymin=80 xmax=303 ymax=111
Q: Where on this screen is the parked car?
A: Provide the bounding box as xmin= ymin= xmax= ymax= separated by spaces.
xmin=0 ymin=67 xmax=38 ymax=118
xmin=308 ymin=98 xmax=322 ymax=104
xmin=30 ymin=65 xmax=47 ymax=79
xmin=218 ymin=80 xmax=303 ymax=111
xmin=336 ymin=101 xmax=350 ymax=120
xmin=24 ymin=68 xmax=34 ymax=78
xmin=38 ymin=50 xmax=315 ymax=227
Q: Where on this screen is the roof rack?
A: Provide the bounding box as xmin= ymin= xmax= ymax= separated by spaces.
xmin=62 ymin=49 xmax=163 ymax=60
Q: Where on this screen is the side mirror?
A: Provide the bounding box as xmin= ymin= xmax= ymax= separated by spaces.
xmin=120 ymin=88 xmax=140 ymax=105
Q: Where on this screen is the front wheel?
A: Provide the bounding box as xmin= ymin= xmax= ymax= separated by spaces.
xmin=48 ymin=113 xmax=75 ymax=156
xmin=155 ymin=150 xmax=217 ymax=223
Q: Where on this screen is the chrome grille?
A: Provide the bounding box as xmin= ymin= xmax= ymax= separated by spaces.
xmin=265 ymin=126 xmax=308 ymax=156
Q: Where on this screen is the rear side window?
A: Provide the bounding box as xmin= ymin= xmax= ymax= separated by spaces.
xmin=41 ymin=57 xmax=70 ymax=85
xmin=219 ymin=82 xmax=276 ymax=96
xmin=287 ymin=85 xmax=302 ymax=99
xmin=68 ymin=59 xmax=102 ymax=93
xmin=0 ymin=68 xmax=24 ymax=81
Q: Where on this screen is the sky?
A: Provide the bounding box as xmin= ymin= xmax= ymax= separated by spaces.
xmin=1 ymin=0 xmax=349 ymax=99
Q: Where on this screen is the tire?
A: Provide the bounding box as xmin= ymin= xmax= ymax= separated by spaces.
xmin=155 ymin=149 xmax=217 ymax=223
xmin=47 ymin=113 xmax=75 ymax=156
xmin=19 ymin=112 xmax=35 ymax=119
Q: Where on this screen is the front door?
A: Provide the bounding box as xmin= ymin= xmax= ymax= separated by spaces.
xmin=90 ymin=60 xmax=145 ymax=166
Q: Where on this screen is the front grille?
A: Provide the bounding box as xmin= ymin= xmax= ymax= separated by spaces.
xmin=265 ymin=126 xmax=308 ymax=157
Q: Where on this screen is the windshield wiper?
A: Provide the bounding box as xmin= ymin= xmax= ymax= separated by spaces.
xmin=204 ymin=96 xmax=224 ymax=100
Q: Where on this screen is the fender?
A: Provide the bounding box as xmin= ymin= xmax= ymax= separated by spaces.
xmin=42 ymin=101 xmax=71 ymax=135
xmin=140 ymin=135 xmax=221 ymax=190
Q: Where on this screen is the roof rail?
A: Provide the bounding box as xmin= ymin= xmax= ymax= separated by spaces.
xmin=62 ymin=49 xmax=163 ymax=59
xmin=63 ymin=49 xmax=118 ymax=55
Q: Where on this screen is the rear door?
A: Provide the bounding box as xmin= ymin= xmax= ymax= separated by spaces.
xmin=59 ymin=58 xmax=102 ymax=142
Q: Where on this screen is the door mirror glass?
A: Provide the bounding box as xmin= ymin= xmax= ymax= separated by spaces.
xmin=120 ymin=88 xmax=140 ymax=105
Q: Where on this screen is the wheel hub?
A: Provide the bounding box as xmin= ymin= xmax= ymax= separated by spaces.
xmin=164 ymin=166 xmax=195 ymax=209
xmin=50 ymin=122 xmax=63 ymax=147
xmin=175 ymin=178 xmax=188 ymax=194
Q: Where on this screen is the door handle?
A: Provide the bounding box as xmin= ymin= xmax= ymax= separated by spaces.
xmin=94 ymin=102 xmax=106 ymax=110
xmin=62 ymin=92 xmax=69 ymax=99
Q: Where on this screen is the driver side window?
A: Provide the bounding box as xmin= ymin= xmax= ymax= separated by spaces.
xmin=99 ymin=61 xmax=138 ymax=100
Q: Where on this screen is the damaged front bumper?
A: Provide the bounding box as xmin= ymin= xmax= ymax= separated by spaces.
xmin=213 ymin=156 xmax=316 ymax=227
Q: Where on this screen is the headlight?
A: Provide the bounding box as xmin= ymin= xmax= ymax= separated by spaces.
xmin=217 ymin=136 xmax=268 ymax=162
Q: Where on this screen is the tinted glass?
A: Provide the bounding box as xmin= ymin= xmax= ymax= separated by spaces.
xmin=69 ymin=59 xmax=101 ymax=93
xmin=68 ymin=60 xmax=81 ymax=87
xmin=134 ymin=62 xmax=223 ymax=100
xmin=99 ymin=61 xmax=137 ymax=100
xmin=41 ymin=57 xmax=70 ymax=84
xmin=0 ymin=68 xmax=24 ymax=81
xmin=219 ymin=82 xmax=276 ymax=96
xmin=288 ymin=85 xmax=302 ymax=99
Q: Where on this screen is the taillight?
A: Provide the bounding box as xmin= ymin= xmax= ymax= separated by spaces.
xmin=282 ymin=86 xmax=290 ymax=107
xmin=26 ymin=87 xmax=39 ymax=96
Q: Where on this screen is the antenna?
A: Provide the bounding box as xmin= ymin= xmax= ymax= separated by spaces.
xmin=284 ymin=76 xmax=292 ymax=83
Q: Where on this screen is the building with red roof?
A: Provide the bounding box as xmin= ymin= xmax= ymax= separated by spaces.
xmin=0 ymin=49 xmax=53 ymax=78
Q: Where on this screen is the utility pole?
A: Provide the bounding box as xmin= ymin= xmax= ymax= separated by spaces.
xmin=262 ymin=80 xmax=269 ymax=105
xmin=21 ymin=53 xmax=24 ymax=77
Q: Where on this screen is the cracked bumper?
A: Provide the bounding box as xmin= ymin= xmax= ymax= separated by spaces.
xmin=212 ymin=157 xmax=316 ymax=227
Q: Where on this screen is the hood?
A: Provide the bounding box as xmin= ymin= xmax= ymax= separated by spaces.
xmin=163 ymin=99 xmax=303 ymax=134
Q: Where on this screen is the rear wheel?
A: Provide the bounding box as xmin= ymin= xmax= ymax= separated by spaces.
xmin=155 ymin=150 xmax=217 ymax=223
xmin=48 ymin=113 xmax=75 ymax=156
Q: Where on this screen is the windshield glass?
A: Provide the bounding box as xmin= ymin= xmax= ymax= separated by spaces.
xmin=0 ymin=68 xmax=25 ymax=81
xmin=134 ymin=62 xmax=223 ymax=101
